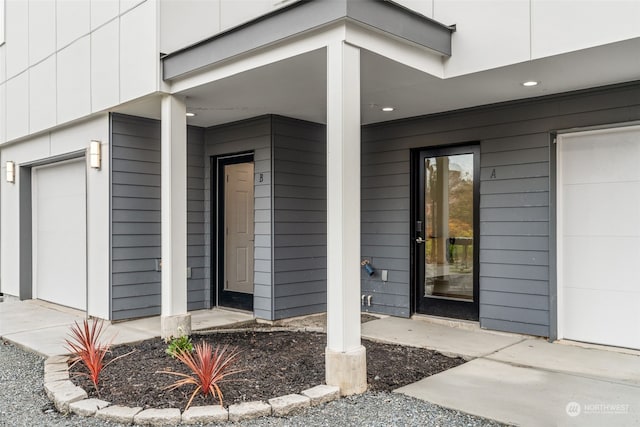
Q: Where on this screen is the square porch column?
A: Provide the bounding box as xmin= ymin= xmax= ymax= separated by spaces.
xmin=325 ymin=41 xmax=367 ymax=395
xmin=160 ymin=94 xmax=191 ymax=338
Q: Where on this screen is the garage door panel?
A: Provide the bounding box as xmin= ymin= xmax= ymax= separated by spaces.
xmin=563 ymin=236 xmax=640 ymax=293
xmin=562 ymin=287 xmax=640 ymax=349
xmin=563 ymin=182 xmax=640 ymax=237
xmin=33 ymin=159 xmax=87 ymax=311
xmin=561 ymin=130 xmax=640 ymax=184
xmin=559 ymin=125 xmax=640 ymax=350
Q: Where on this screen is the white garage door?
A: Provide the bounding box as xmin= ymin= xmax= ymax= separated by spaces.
xmin=558 ymin=125 xmax=640 ymax=350
xmin=32 ymin=159 xmax=87 ymax=311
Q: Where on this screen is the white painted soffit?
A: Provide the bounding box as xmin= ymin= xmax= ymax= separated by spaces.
xmin=168 ymin=36 xmax=639 ymax=128
xmin=165 ymin=19 xmax=450 ymax=128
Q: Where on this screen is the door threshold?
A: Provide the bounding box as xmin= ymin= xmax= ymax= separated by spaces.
xmin=214 ymin=306 xmax=254 ymax=316
xmin=411 ymin=313 xmax=480 ymax=331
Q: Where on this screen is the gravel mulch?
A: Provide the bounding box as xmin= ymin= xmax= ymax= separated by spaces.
xmin=0 ymin=338 xmax=508 ymax=427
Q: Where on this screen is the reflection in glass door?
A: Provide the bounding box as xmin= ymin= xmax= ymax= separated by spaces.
xmin=416 ymin=146 xmax=479 ymax=320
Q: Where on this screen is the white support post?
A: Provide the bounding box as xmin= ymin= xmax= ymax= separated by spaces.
xmin=325 ymin=41 xmax=366 ymax=395
xmin=160 ymin=94 xmax=191 ymax=339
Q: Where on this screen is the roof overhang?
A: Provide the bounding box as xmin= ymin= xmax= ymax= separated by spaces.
xmin=162 ymin=0 xmax=454 ymax=80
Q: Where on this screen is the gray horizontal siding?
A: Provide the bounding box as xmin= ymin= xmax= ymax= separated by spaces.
xmin=361 ymin=82 xmax=640 ymax=335
xmin=204 ymin=116 xmax=273 ymax=320
xmin=478 ymin=133 xmax=550 ymax=333
xmin=111 ymin=114 xmax=161 ymax=320
xmin=272 ymin=116 xmax=327 ymax=320
xmin=361 ymin=141 xmax=411 ymax=317
xmin=110 ymin=114 xmax=206 ymax=320
xmin=187 ymin=126 xmax=206 ymax=311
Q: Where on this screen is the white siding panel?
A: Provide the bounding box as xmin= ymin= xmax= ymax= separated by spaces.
xmin=29 ymin=56 xmax=56 ymax=133
xmin=6 ymin=0 xmax=28 ymax=78
xmin=91 ymin=20 xmax=120 ymax=112
xmin=120 ymin=0 xmax=145 ymax=14
xmin=0 ymin=45 xmax=6 ymax=82
xmin=531 ymin=0 xmax=640 ymax=59
xmin=91 ymin=0 xmax=120 ymax=30
xmin=160 ymin=0 xmax=221 ymax=54
xmin=220 ymin=0 xmax=274 ymax=31
xmin=0 ymin=83 xmax=6 ymax=144
xmin=49 ymin=114 xmax=104 ymax=156
xmin=120 ymin=0 xmax=157 ymax=102
xmin=394 ymin=0 xmax=433 ymax=18
xmin=435 ymin=0 xmax=530 ymax=77
xmin=6 ymin=72 xmax=29 ymax=141
xmin=57 ymin=36 xmax=91 ymax=123
xmin=56 ymin=0 xmax=90 ymax=49
xmin=28 ymin=0 xmax=56 ymax=65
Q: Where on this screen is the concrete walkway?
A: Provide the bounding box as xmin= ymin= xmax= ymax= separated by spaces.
xmin=3 ymin=300 xmax=639 ymax=426
xmin=0 ymin=299 xmax=253 ymax=357
xmin=363 ymin=316 xmax=640 ymax=427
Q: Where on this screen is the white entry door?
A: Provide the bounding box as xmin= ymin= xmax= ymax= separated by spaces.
xmin=32 ymin=159 xmax=87 ymax=311
xmin=557 ymin=125 xmax=640 ymax=349
xmin=224 ymin=162 xmax=255 ymax=295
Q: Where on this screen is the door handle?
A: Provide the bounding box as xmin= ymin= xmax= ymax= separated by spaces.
xmin=415 ymin=237 xmax=426 ymax=244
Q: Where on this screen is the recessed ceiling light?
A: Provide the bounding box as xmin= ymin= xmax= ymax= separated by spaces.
xmin=522 ymin=81 xmax=539 ymax=87
xmin=186 ymin=112 xmax=196 ymax=117
xmin=381 ymin=106 xmax=395 ymax=112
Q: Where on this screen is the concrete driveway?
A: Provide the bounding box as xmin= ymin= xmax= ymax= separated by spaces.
xmin=363 ymin=316 xmax=640 ymax=427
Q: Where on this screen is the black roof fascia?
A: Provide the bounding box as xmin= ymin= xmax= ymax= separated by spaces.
xmin=162 ymin=0 xmax=453 ymax=80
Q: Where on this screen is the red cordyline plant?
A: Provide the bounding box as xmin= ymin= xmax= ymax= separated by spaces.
xmin=158 ymin=341 xmax=242 ymax=409
xmin=64 ymin=319 xmax=131 ymax=394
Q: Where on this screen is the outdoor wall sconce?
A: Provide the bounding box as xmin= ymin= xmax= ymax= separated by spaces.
xmin=6 ymin=161 xmax=15 ymax=183
xmin=90 ymin=140 xmax=102 ymax=170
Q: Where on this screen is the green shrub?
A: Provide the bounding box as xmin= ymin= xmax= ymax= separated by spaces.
xmin=166 ymin=334 xmax=194 ymax=358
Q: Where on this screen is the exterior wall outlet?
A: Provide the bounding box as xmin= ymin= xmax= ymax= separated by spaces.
xmin=381 ymin=270 xmax=388 ymax=282
xmin=186 ymin=267 xmax=192 ymax=279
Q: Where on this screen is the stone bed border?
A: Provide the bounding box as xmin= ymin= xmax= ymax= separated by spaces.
xmin=43 ymin=327 xmax=341 ymax=426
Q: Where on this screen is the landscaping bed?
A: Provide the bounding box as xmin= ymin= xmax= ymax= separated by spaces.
xmin=69 ymin=330 xmax=464 ymax=411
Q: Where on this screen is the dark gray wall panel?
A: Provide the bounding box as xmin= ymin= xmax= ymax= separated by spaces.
xmin=480 ymin=249 xmax=549 ymax=266
xmin=272 ymin=116 xmax=327 ymax=320
xmin=481 ymin=318 xmax=549 ymax=337
xmin=204 ymin=116 xmax=273 ymax=320
xmin=110 ymin=114 xmax=161 ymax=320
xmin=19 ymin=167 xmax=32 ymax=300
xmin=187 ymin=126 xmax=206 ymax=311
xmin=110 ymin=114 xmax=206 ymax=320
xmin=361 ymin=82 xmax=640 ymax=334
xmin=360 ymin=141 xmax=411 ymax=316
xmin=480 ymin=222 xmax=549 ymax=236
xmin=480 ymin=277 xmax=549 ymax=295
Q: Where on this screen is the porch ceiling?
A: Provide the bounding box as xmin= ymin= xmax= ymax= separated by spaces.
xmin=116 ymin=37 xmax=640 ymax=128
